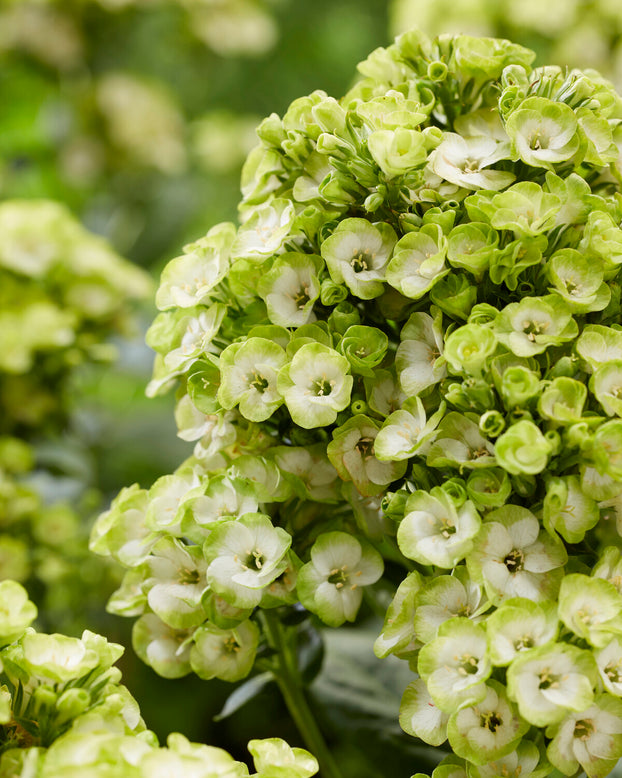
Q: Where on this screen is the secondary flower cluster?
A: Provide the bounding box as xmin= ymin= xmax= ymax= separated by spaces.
xmin=94 ymin=28 xmax=622 ymax=777
xmin=0 ymin=580 xmax=318 ymax=777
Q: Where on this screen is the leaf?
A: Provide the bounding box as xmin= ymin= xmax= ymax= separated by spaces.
xmin=213 ymin=671 xmax=274 ymax=721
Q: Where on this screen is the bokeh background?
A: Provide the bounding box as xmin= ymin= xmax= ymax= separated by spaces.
xmin=3 ymin=1 xmax=622 ymax=774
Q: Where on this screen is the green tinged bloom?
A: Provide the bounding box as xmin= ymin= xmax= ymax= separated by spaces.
xmin=257 ymin=253 xmax=322 ymax=327
xmin=320 ymin=217 xmax=397 ymax=299
xmin=558 ymin=574 xmax=622 ymax=647
xmin=495 ymin=420 xmax=553 ymax=476
xmin=486 ymin=598 xmax=558 ymax=666
xmin=493 ymin=296 xmax=577 ymax=357
xmin=276 ymin=343 xmax=353 ymax=428
xmin=297 ymin=532 xmax=383 ymax=627
xmin=386 ymin=224 xmax=448 ymax=299
xmin=0 ymin=580 xmax=37 ymax=647
xmin=429 ymin=133 xmax=514 ymax=190
xmin=506 ymin=97 xmax=581 ymax=169
xmin=190 ymin=620 xmax=259 ymax=682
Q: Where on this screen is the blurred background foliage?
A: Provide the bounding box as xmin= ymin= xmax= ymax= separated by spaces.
xmin=3 ymin=0 xmax=622 ymax=774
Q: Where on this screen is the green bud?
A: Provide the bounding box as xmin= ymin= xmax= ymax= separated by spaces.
xmin=479 ymin=410 xmax=505 ymax=438
xmin=495 ymin=420 xmax=552 ymax=475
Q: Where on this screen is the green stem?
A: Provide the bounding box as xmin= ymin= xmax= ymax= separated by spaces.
xmin=262 ymin=612 xmax=343 ymax=778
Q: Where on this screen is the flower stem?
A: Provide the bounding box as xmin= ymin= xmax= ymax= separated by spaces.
xmin=262 ymin=611 xmax=343 ymax=778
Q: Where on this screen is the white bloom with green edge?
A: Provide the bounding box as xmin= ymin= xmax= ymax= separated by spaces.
xmin=468 ymin=182 xmax=561 ymax=238
xmin=320 ymin=217 xmax=397 ymax=299
xmin=467 ymin=740 xmax=552 ymax=778
xmin=143 ymin=538 xmax=208 ymax=630
xmin=418 ymin=617 xmax=491 ymax=714
xmin=447 ymin=680 xmax=529 ymax=766
xmin=542 ymin=475 xmax=600 ymax=544
xmin=413 ymin=569 xmax=487 ymax=645
xmin=374 ymin=570 xmax=422 ymax=659
xmin=546 ymin=694 xmax=622 ymax=778
xmin=493 ymin=296 xmax=577 ymax=357
xmin=558 ymin=574 xmax=622 ymax=648
xmin=107 ymin=568 xmax=148 ymax=618
xmin=174 ymin=395 xmax=223 ymax=442
xmin=90 ymin=484 xmax=159 ymax=568
xmin=232 ymin=199 xmax=296 ymax=262
xmin=593 ymin=547 xmax=622 ymax=596
xmin=443 ymin=324 xmax=498 ymax=377
xmin=466 ymin=505 xmax=567 ymax=603
xmin=0 ymin=580 xmax=37 ymax=647
xmin=577 ymin=325 xmax=622 ymax=373
xmin=217 ymin=337 xmax=286 ymax=422
xmin=182 ymin=476 xmax=259 ymax=542
xmin=271 ymin=445 xmax=340 ymax=503
xmin=429 ymin=133 xmax=515 ymax=190
xmin=140 ymin=733 xmax=249 ymax=778
xmin=506 ymin=97 xmax=581 ymax=169
xmin=374 ymin=397 xmax=444 ymax=462
xmin=203 ymin=514 xmax=291 ymax=609
xmin=248 ymin=737 xmax=318 ymax=777
xmin=506 ymin=642 xmax=598 ymax=727
xmin=367 ymin=128 xmax=427 ymax=178
xmin=590 ymin=360 xmax=622 ymax=417
xmin=427 ymin=413 xmax=495 ymax=470
xmin=495 ymin=420 xmax=553 ymax=476
xmin=326 ymin=414 xmax=407 ymax=497
xmin=132 ymin=614 xmax=192 ymax=679
xmin=163 ymin=304 xmax=227 ymax=373
xmin=189 ymin=620 xmax=259 ymax=683
xmin=537 ymin=377 xmax=587 ymax=424
xmin=395 ymin=310 xmax=446 ymax=396
xmin=276 ymin=342 xmax=353 ymax=428
xmin=397 ymin=489 xmax=481 ymax=568
xmin=155 ymin=222 xmax=235 ymax=310
xmin=297 ymin=532 xmax=383 ymax=628
xmin=485 ymin=598 xmax=558 ymax=666
xmin=399 ymin=678 xmax=449 ymax=747
xmin=546 ymin=248 xmax=610 ymax=313
xmin=17 ymin=632 xmax=100 ymax=683
xmin=595 ymin=637 xmax=622 ymax=696
xmin=257 ymin=252 xmax=322 ymax=327
xmin=386 ymin=224 xmax=449 ymax=300
xmin=144 ymin=471 xmax=201 ymax=535
xmin=40 ymin=731 xmax=151 ymax=778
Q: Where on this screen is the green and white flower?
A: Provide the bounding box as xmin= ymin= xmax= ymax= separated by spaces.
xmin=257 ymin=252 xmax=322 ymax=327
xmin=495 ymin=420 xmax=553 ymax=476
xmin=546 ymin=694 xmax=622 ymax=778
xmin=397 ymin=489 xmax=481 ymax=568
xmin=595 ymin=637 xmax=622 ymax=697
xmin=485 ymin=598 xmax=558 ymax=666
xmin=467 ymin=505 xmax=567 ymax=603
xmin=399 ymin=678 xmax=449 ymax=746
xmin=217 ymin=337 xmax=287 ymax=422
xmin=386 ymin=224 xmax=449 ymax=299
xmin=374 ymin=397 xmax=444 ymax=461
xmin=297 ymin=532 xmax=383 ymax=627
xmin=320 ymin=217 xmax=397 ymax=299
xmin=132 ymin=614 xmax=192 ymax=679
xmin=374 ymin=570 xmax=422 ymax=659
xmin=506 ymin=97 xmax=581 ymax=169
xmin=0 ymin=580 xmax=37 ymax=647
xmin=429 ymin=133 xmax=514 ymax=190
xmin=189 ymin=620 xmax=259 ymax=683
xmin=395 ymin=311 xmax=446 ymax=396
xmin=506 ymin=642 xmax=598 ymax=727
xmin=418 ymin=618 xmax=491 ymax=713
xmin=232 ymin=198 xmax=296 ymax=262
xmin=276 ymin=342 xmax=353 ymax=428
xmin=493 ymin=296 xmax=577 ymax=357
xmin=447 ymin=680 xmax=529 ymax=765
xmin=558 ymin=574 xmax=622 ymax=648
xmin=203 ymin=514 xmax=291 ymax=609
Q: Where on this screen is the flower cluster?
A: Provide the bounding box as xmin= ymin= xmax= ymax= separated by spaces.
xmin=0 ymin=580 xmax=318 ymax=777
xmin=95 ymin=28 xmax=622 ymax=777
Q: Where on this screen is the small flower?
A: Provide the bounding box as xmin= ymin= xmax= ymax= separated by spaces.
xmin=395 ymin=311 xmax=446 ymax=396
xmin=466 ymin=505 xmax=567 ymax=603
xmin=232 ymin=199 xmax=296 ymax=262
xmin=189 ymin=620 xmax=259 ymax=683
xmin=429 ymin=133 xmax=515 ymax=190
xmin=397 ymin=489 xmax=481 ymax=569
xmin=386 ymin=224 xmax=449 ymax=300
xmin=248 ymin=737 xmax=319 ymax=778
xmin=506 ymin=642 xmax=598 ymax=727
xmin=400 ymin=678 xmax=449 ymax=746
xmin=132 ymin=614 xmax=193 ymax=678
xmin=276 ymin=343 xmax=353 ymax=428
xmin=485 ymin=597 xmax=558 ymax=666
xmin=297 ymin=532 xmax=383 ymax=627
xmin=203 ymin=514 xmax=291 ymax=609
xmin=506 ymin=97 xmax=580 ymax=169
xmin=546 ymin=694 xmax=622 ymax=778
xmin=257 ymin=252 xmax=322 ymax=327
xmin=320 ymin=217 xmax=397 ymax=299
xmin=558 ymin=574 xmax=622 ymax=648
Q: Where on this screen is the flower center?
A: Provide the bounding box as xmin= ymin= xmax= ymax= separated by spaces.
xmin=480 ymin=711 xmax=503 ymax=733
xmin=522 ymin=318 xmax=549 ymax=341
xmin=293 ymin=286 xmax=310 ymax=309
xmin=573 ymin=719 xmax=594 ymax=741
xmin=356 ymin=437 xmax=374 ymax=457
xmin=312 ymin=377 xmax=334 ymax=396
xmin=223 ymin=636 xmax=241 ymax=655
xmin=350 ymin=250 xmax=373 ymax=273
xmin=439 ymin=518 xmax=457 ymax=539
xmin=504 ymin=548 xmax=525 ymax=573
xmin=250 ymin=372 xmax=269 ymax=393
xmin=605 ymin=660 xmax=622 ymax=684
xmin=244 ymin=550 xmax=265 ymax=570
xmin=514 ymin=634 xmax=534 ymax=651
xmin=179 ymin=568 xmax=200 ymax=585
xmin=457 ymin=654 xmax=479 ymax=676
xmin=538 ymin=668 xmax=560 ymax=690
xmin=328 ymin=566 xmax=349 ymax=588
